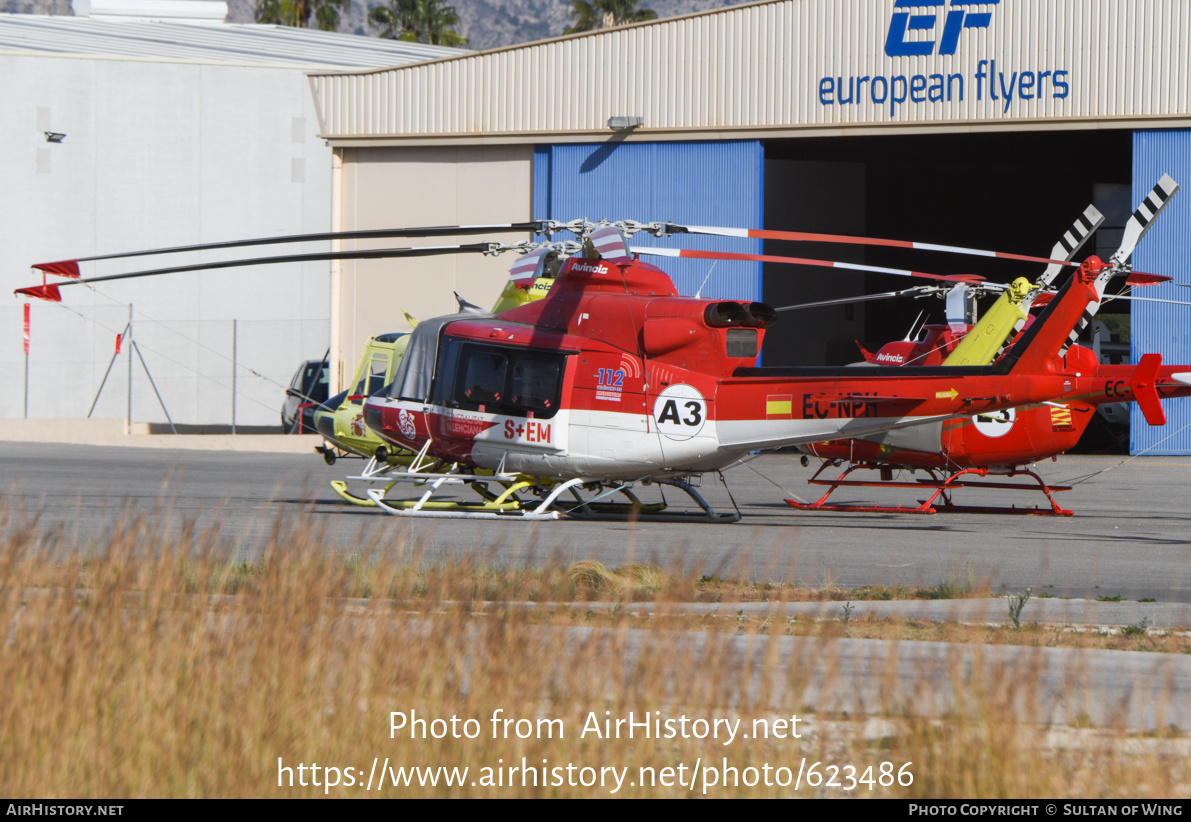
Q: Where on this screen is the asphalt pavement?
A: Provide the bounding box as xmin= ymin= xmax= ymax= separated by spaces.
xmin=2 ymin=442 xmax=1190 ymax=605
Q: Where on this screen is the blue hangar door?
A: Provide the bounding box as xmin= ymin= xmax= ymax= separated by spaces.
xmin=533 ymin=141 xmax=763 ymax=302
xmin=1131 ymin=130 xmax=1191 ymax=455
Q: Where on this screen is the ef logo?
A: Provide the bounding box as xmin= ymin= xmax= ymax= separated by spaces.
xmin=885 ymin=0 xmax=1000 ymax=57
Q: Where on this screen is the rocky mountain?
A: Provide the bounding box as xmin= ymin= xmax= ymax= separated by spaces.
xmin=5 ymin=0 xmax=749 ymax=51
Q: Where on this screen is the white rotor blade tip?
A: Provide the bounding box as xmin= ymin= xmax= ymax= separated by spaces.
xmin=685 ymin=225 xmax=750 ymax=238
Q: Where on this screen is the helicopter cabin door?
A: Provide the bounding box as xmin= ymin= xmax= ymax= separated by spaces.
xmin=567 ymin=352 xmax=651 ymax=474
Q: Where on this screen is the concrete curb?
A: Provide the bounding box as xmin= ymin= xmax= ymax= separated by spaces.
xmin=0 ymin=419 xmax=323 ymax=453
xmin=454 ymin=598 xmax=1191 ymax=630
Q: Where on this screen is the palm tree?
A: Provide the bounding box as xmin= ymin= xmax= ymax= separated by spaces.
xmin=564 ymin=0 xmax=657 ymax=34
xmin=255 ymin=0 xmax=349 ymax=31
xmin=368 ymin=0 xmax=468 ymax=47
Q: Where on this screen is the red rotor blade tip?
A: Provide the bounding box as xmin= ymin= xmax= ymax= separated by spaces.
xmin=16 ymin=284 xmax=62 ymax=302
xmin=1126 ymin=271 xmax=1171 ymax=287
xmin=33 ymin=260 xmax=81 ymax=279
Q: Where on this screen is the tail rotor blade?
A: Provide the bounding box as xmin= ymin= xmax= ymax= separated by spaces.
xmin=1037 ymin=204 xmax=1105 ymax=289
xmin=1014 ymin=204 xmax=1107 ymax=340
xmin=1110 ymin=174 xmax=1180 ymax=267
xmin=1060 ymin=175 xmax=1179 ymax=356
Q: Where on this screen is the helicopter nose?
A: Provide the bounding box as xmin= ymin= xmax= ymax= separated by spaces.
xmin=314 ymin=409 xmax=336 ymax=439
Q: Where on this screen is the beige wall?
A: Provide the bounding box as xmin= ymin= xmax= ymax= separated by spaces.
xmin=331 ymin=144 xmax=534 ymax=392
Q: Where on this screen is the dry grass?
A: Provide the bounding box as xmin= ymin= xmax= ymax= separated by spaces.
xmin=1 ymin=503 xmax=1188 ymax=798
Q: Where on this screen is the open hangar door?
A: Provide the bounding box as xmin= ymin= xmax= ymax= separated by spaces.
xmin=761 ymin=129 xmax=1147 ymax=452
xmin=761 ymin=129 xmax=1134 ymax=370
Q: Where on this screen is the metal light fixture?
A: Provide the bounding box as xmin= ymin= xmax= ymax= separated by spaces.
xmin=606 ymin=116 xmax=643 ymax=131
xmin=45 ymin=132 xmax=66 ymax=143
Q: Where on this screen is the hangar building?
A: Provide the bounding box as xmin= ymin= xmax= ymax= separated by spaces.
xmin=1 ymin=1 xmax=463 ymax=429
xmin=309 ymin=0 xmax=1191 ymax=454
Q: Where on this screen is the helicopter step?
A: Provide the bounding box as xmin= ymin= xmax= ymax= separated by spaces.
xmin=785 ymin=462 xmax=1073 ymax=516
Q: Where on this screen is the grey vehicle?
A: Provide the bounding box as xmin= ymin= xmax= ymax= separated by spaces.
xmin=281 ymin=358 xmax=329 ymax=433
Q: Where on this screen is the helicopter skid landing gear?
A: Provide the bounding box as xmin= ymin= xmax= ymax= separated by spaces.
xmin=344 ymin=440 xmax=743 ymax=521
xmin=785 ymin=461 xmax=1074 ymax=516
xmin=559 ymin=476 xmax=740 ymax=523
xmin=344 ymin=442 xmax=564 ymax=519
xmin=329 ymin=451 xmax=411 ymax=507
xmin=657 ymin=476 xmax=741 ymax=523
xmin=367 ymin=477 xmax=580 ymax=519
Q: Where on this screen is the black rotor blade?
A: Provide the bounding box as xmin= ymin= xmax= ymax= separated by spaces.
xmin=774 ymin=287 xmax=945 ymax=312
xmin=34 ymin=243 xmax=497 ymax=291
xmin=34 ymin=222 xmax=546 ymax=276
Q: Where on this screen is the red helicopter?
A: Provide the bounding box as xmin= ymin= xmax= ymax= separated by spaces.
xmin=785 ymin=176 xmax=1191 ymax=515
xmin=350 ymin=212 xmax=1186 ymax=520
xmin=16 ymin=182 xmax=1187 ymax=521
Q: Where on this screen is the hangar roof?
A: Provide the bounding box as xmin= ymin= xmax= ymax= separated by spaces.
xmin=0 ymin=13 xmax=467 ymax=69
xmin=308 ymin=0 xmax=1191 ymax=145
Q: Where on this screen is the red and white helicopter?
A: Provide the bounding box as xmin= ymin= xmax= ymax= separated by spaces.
xmin=17 ymin=178 xmax=1189 ymax=521
xmin=782 ymin=177 xmax=1191 ymax=514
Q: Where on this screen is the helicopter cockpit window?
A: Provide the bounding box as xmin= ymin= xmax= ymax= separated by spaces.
xmin=437 ymin=340 xmax=565 ymax=419
xmin=366 ymin=355 xmax=388 ymax=396
xmin=462 ymin=351 xmax=508 ymax=404
xmin=510 ymin=359 xmax=559 ymax=413
xmin=352 ymin=354 xmax=390 ymax=402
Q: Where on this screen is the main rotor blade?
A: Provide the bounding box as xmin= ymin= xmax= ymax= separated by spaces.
xmin=1100 ymin=294 xmax=1191 ymax=307
xmin=32 ymin=222 xmax=548 ymax=278
xmin=661 ymin=223 xmax=1080 ymax=269
xmin=630 ymin=246 xmax=983 ymax=284
xmin=774 ymin=286 xmax=946 ymax=312
xmin=17 ymin=243 xmax=500 ymax=300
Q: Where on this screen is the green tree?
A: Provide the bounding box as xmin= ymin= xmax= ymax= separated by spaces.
xmin=564 ymin=0 xmax=657 ymax=34
xmin=368 ymin=0 xmax=468 ymax=46
xmin=254 ymin=0 xmax=349 ymax=31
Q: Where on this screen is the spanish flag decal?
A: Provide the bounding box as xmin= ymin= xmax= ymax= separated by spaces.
xmin=766 ymin=395 xmax=793 ymax=418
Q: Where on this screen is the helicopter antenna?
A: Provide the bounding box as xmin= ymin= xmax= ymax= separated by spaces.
xmin=454 ymin=292 xmax=486 ymax=314
xmin=694 ymin=261 xmax=718 ymax=299
xmin=904 ymin=309 xmax=926 ymax=342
